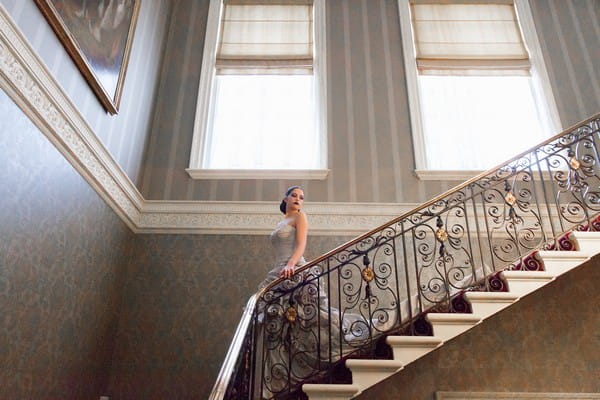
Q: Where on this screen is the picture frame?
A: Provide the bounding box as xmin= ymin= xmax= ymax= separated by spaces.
xmin=34 ymin=0 xmax=141 ymax=115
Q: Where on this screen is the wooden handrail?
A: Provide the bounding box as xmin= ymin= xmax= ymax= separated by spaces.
xmin=258 ymin=111 xmax=600 ymax=297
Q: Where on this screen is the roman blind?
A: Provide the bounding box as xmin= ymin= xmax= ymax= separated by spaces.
xmin=216 ymin=0 xmax=313 ymax=75
xmin=410 ymin=0 xmax=530 ymax=75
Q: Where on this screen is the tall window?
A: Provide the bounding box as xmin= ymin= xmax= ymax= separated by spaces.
xmin=398 ymin=0 xmax=561 ymax=180
xmin=188 ymin=0 xmax=328 ymax=180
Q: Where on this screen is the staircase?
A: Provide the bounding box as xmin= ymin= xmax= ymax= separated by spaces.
xmin=210 ymin=113 xmax=600 ymax=400
xmin=302 ymin=231 xmax=600 ymax=399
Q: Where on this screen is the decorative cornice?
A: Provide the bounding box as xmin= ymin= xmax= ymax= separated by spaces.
xmin=0 ymin=6 xmax=420 ymax=236
xmin=139 ymin=201 xmax=419 ymax=235
xmin=0 ymin=6 xmax=561 ymax=237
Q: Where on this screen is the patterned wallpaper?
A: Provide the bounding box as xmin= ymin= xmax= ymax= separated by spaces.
xmin=0 ymin=91 xmax=133 ymax=398
xmin=107 ymin=234 xmax=600 ymax=399
xmin=140 ymin=0 xmax=600 ymax=203
xmin=107 ymin=233 xmax=352 ymax=400
xmin=0 ymin=0 xmax=172 ymax=185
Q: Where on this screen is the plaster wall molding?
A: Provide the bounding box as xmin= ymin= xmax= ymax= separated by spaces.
xmin=0 ymin=5 xmax=423 ymax=236
xmin=0 ymin=6 xmax=572 ymax=237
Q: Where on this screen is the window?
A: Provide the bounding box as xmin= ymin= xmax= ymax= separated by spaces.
xmin=398 ymin=0 xmax=562 ymax=180
xmin=187 ymin=0 xmax=328 ymax=180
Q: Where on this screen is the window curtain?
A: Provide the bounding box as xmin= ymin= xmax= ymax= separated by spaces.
xmin=410 ymin=0 xmax=530 ymax=76
xmin=216 ymin=0 xmax=313 ymax=75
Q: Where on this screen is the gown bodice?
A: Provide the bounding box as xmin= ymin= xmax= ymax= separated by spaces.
xmin=270 ymin=220 xmax=305 ymax=267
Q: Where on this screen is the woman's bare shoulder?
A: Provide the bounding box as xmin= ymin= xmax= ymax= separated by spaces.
xmin=291 ymin=211 xmax=308 ymax=226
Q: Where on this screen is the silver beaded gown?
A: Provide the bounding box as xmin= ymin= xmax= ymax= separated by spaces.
xmin=255 ymin=220 xmax=365 ymax=398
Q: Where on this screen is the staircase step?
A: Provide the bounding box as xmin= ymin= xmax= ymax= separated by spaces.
xmin=385 ymin=336 xmax=443 ymax=365
xmin=537 ymin=251 xmax=590 ymax=275
xmin=571 ymin=231 xmax=600 ymax=254
xmin=500 ymin=270 xmax=555 ymax=296
xmin=302 ymin=383 xmax=360 ymax=400
xmin=465 ymin=291 xmax=520 ymax=317
xmin=345 ymin=359 xmax=404 ymax=393
xmin=425 ymin=313 xmax=481 ymax=341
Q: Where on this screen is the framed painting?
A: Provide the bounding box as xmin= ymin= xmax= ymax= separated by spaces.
xmin=34 ymin=0 xmax=141 ymax=114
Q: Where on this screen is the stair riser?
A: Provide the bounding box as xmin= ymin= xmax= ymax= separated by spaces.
xmin=390 ymin=346 xmax=438 ymax=365
xmin=469 ymin=301 xmax=515 ymax=317
xmin=430 ymin=323 xmax=478 ymax=341
xmin=505 ymin=279 xmax=553 ymax=296
xmin=302 ymin=385 xmax=360 ymax=400
xmin=349 ymin=370 xmax=400 ymax=392
xmin=570 ymin=233 xmax=600 ymax=253
xmin=541 ymin=259 xmax=586 ymax=275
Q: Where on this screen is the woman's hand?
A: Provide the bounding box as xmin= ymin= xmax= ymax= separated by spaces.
xmin=280 ymin=264 xmax=295 ymax=279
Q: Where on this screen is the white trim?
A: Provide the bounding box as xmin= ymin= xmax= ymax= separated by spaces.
xmin=514 ymin=0 xmax=563 ymax=133
xmin=397 ymin=0 xmax=564 ymax=173
xmin=188 ymin=0 xmax=328 ymax=176
xmin=314 ymin=0 xmax=328 ymax=170
xmin=415 ymin=170 xmax=483 ymax=181
xmin=139 ymin=201 xmax=420 ymax=235
xmin=185 ymin=168 xmax=330 ymax=180
xmin=0 ymin=4 xmax=575 ymax=238
xmin=0 ymin=9 xmax=417 ymax=237
xmin=398 ymin=0 xmax=427 ymax=171
xmin=189 ymin=0 xmax=222 ymax=169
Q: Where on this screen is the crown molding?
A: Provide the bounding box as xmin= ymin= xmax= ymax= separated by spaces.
xmin=0 ymin=5 xmax=422 ymax=236
xmin=139 ymin=200 xmax=419 ymax=235
xmin=0 ymin=6 xmax=561 ymax=237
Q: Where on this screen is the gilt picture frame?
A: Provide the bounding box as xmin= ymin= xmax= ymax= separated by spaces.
xmin=34 ymin=0 xmax=141 ymax=115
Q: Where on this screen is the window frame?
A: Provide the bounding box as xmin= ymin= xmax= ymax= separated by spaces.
xmin=186 ymin=0 xmax=329 ymax=180
xmin=397 ymin=0 xmax=562 ymax=181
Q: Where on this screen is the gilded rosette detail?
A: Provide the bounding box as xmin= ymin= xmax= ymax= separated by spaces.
xmin=285 ymin=306 xmax=297 ymax=322
xmin=361 ymin=267 xmax=374 ymax=282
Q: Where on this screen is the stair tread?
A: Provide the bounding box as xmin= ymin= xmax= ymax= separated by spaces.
xmin=501 ymin=270 xmax=555 ymax=279
xmin=537 ymin=250 xmax=589 ymax=259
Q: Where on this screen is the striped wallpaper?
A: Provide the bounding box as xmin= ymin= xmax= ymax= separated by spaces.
xmin=0 ymin=0 xmax=172 ymax=186
xmin=139 ymin=0 xmax=600 ymax=204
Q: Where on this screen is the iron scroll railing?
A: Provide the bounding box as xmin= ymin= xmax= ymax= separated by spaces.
xmin=221 ymin=113 xmax=600 ymax=400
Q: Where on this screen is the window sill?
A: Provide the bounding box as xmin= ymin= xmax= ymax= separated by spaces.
xmin=415 ymin=170 xmax=484 ymax=181
xmin=186 ymin=168 xmax=330 ymax=180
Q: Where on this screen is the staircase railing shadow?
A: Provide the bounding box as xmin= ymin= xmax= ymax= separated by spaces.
xmin=212 ymin=112 xmax=600 ymax=400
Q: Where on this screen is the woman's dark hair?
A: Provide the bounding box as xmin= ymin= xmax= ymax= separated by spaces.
xmin=279 ymin=185 xmax=302 ymax=214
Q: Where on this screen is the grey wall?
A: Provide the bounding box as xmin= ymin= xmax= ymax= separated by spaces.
xmin=0 ymin=90 xmax=132 ymax=398
xmin=140 ymin=0 xmax=600 ymax=203
xmin=0 ymin=0 xmax=172 ymax=185
xmin=107 ymin=233 xmax=352 ymax=400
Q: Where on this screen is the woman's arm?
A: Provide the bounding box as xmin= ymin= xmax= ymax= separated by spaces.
xmin=280 ymin=212 xmax=308 ymax=278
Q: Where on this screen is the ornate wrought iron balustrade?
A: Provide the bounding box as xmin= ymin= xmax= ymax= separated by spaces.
xmin=223 ymin=113 xmax=600 ymax=400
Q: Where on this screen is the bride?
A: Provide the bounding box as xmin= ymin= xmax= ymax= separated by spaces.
xmin=255 ymin=186 xmax=372 ymax=398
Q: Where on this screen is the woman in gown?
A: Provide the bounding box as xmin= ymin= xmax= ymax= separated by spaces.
xmin=255 ymin=186 xmax=367 ymax=399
